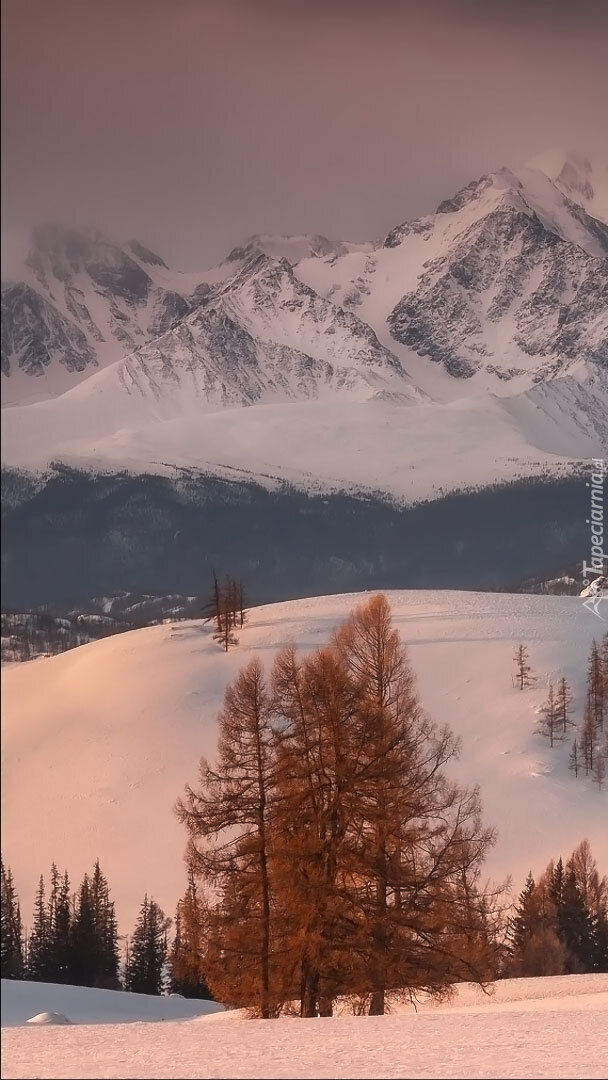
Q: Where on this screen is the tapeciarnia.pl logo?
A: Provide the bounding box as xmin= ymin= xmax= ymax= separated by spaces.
xmin=581 ymin=458 xmax=607 ymax=620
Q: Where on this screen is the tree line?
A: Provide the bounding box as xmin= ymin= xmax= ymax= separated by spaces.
xmin=0 ymin=857 xmax=211 ymax=999
xmin=1 ymin=859 xmax=119 ymax=989
xmin=176 ymin=594 xmax=503 ymax=1018
xmin=509 ymin=840 xmax=608 ymax=976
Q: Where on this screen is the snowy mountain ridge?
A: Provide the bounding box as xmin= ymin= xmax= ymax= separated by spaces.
xmin=296 ymin=154 xmax=608 ymax=388
xmin=1 ymin=151 xmax=606 ymax=504
xmin=2 ymin=149 xmax=606 ymax=406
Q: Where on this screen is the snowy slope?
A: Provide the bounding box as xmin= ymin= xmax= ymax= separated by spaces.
xmin=2 ymin=591 xmax=605 ymax=931
xmin=1 ymin=981 xmax=222 ymax=1028
xmin=1 ymin=363 xmax=604 ymax=501
xmin=2 ymin=975 xmax=607 ymax=1079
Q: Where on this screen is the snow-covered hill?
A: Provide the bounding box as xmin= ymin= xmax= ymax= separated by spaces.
xmin=2 ymin=974 xmax=607 ymax=1078
xmin=1 ymin=361 xmax=604 ymax=501
xmin=1 ymin=591 xmax=605 ymax=931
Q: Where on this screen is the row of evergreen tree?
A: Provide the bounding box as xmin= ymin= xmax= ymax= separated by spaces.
xmin=510 ymin=840 xmax=608 ymax=976
xmin=1 ymin=860 xmax=119 ymax=988
xmin=1 ymin=858 xmax=210 ymax=998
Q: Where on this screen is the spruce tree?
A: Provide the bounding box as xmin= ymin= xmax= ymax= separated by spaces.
xmin=509 ymin=865 xmax=565 ymax=977
xmin=1 ymin=858 xmax=24 ymax=979
xmin=125 ymin=896 xmax=169 ymax=995
xmin=559 ymin=869 xmax=594 ymax=973
xmin=90 ymin=861 xmax=120 ymax=989
xmin=70 ymin=874 xmax=100 ymax=986
xmin=50 ymin=872 xmax=72 ymax=984
xmin=28 ymin=876 xmax=51 ymax=981
xmin=510 ymin=873 xmax=537 ymax=961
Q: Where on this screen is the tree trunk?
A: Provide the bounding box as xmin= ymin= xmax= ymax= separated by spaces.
xmin=318 ymin=993 xmax=333 ymax=1017
xmin=369 ymin=988 xmax=385 ymax=1015
xmin=301 ymin=967 xmax=319 ymax=1017
xmin=254 ymin=717 xmax=271 ymax=1019
xmin=369 ymin=834 xmax=387 ymax=1015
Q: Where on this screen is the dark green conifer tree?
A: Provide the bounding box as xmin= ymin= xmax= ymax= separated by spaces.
xmin=1 ymin=858 xmax=24 ymax=979
xmin=28 ymin=876 xmax=51 ymax=981
xmin=125 ymin=896 xmax=169 ymax=995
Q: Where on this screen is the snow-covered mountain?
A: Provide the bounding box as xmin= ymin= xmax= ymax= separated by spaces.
xmin=1 ymin=226 xmax=208 ymax=402
xmin=2 ymin=591 xmax=605 ymax=931
xmin=296 ymin=153 xmax=608 ymax=391
xmin=1 ymin=151 xmax=606 ymax=516
xmin=110 ymin=253 xmax=417 ymax=412
xmin=2 ymin=151 xmax=606 ymax=409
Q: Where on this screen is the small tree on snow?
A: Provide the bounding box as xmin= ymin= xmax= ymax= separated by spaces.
xmin=537 ymin=685 xmax=561 ymax=748
xmin=555 ymin=677 xmax=574 ymax=735
xmin=203 ymin=572 xmax=245 ymax=652
xmin=202 ymin=571 xmax=223 ymax=638
xmin=514 ymin=645 xmax=532 ymax=690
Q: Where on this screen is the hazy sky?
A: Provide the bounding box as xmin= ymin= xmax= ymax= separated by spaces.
xmin=3 ymin=0 xmax=608 ymax=270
